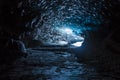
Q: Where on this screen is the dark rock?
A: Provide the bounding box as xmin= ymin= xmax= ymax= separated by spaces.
xmin=0 ymin=39 xmax=27 ymax=64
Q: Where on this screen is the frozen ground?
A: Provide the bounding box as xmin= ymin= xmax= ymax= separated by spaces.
xmin=0 ymin=49 xmax=115 ymax=80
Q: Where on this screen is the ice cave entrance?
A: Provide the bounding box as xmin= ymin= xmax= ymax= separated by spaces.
xmin=56 ymin=27 xmax=85 ymax=47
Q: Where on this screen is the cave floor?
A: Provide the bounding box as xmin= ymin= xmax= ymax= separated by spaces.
xmin=0 ymin=49 xmax=115 ymax=80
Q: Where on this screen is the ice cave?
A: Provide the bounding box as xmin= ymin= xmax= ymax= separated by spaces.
xmin=0 ymin=0 xmax=120 ymax=80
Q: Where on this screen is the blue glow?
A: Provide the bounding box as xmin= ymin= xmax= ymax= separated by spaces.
xmin=25 ymin=0 xmax=104 ymax=46
xmin=54 ymin=25 xmax=85 ymax=47
xmin=64 ymin=28 xmax=73 ymax=34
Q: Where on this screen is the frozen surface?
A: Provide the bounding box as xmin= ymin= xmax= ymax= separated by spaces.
xmin=20 ymin=0 xmax=104 ymax=45
xmin=0 ymin=49 xmax=114 ymax=80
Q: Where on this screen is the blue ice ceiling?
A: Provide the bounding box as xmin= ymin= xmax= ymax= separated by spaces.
xmin=22 ymin=0 xmax=104 ymax=45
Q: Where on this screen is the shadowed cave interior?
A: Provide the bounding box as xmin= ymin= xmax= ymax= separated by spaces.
xmin=0 ymin=0 xmax=120 ymax=80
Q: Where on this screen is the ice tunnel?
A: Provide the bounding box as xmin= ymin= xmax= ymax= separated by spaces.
xmin=0 ymin=0 xmax=120 ymax=80
xmin=18 ymin=0 xmax=104 ymax=48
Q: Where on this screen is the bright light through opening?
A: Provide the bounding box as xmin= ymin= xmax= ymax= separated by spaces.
xmin=71 ymin=41 xmax=83 ymax=47
xmin=64 ymin=28 xmax=73 ymax=34
xmin=55 ymin=27 xmax=84 ymax=47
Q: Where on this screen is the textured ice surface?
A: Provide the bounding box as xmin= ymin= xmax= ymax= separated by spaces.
xmin=1 ymin=49 xmax=102 ymax=80
xmin=20 ymin=0 xmax=104 ymax=44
